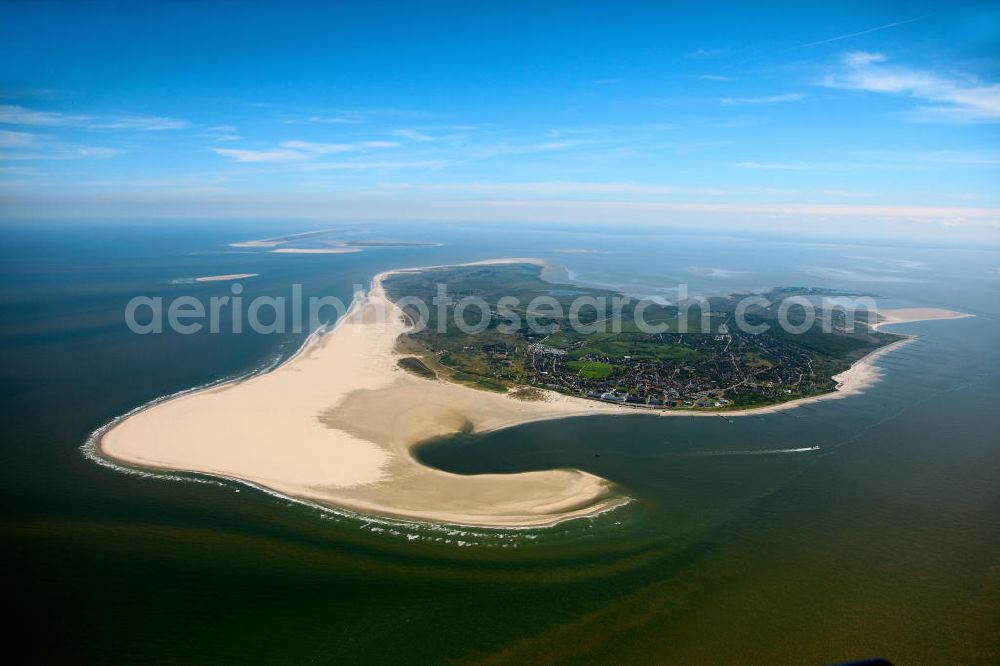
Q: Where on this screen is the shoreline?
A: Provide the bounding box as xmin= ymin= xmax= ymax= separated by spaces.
xmin=95 ymin=258 xmax=973 ymax=528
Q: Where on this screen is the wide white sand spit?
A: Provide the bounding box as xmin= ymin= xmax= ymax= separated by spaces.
xmin=875 ymin=307 xmax=975 ymax=329
xmin=100 ymin=262 xmax=627 ymax=527
xmin=99 ymin=259 xmax=973 ymax=527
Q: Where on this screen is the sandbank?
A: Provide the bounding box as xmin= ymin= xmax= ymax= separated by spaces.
xmin=194 ymin=273 xmax=259 ymax=282
xmin=230 ymin=240 xmax=284 ymax=248
xmin=874 ymin=307 xmax=975 ymax=329
xmin=270 ymin=248 xmax=362 ymax=255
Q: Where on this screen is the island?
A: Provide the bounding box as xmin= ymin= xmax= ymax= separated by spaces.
xmin=385 ymin=263 xmax=907 ymax=409
xmin=230 ymin=229 xmax=439 ymax=253
xmin=95 ymin=259 xmax=973 ymax=528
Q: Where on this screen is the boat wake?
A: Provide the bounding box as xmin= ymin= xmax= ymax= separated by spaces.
xmin=670 ymin=446 xmax=821 ymax=457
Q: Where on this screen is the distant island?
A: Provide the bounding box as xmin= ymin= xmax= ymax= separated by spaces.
xmin=230 ymin=229 xmax=440 ymax=253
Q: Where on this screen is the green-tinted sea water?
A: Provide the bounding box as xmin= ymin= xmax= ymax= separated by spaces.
xmin=2 ymin=222 xmax=998 ymax=664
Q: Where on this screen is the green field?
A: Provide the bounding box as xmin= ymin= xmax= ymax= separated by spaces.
xmin=565 ymin=360 xmax=619 ymax=379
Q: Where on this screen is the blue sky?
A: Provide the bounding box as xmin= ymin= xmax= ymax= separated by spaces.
xmin=1 ymin=1 xmax=999 ymax=242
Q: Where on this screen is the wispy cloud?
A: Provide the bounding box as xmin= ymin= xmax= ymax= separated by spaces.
xmin=205 ymin=125 xmax=241 ymax=142
xmin=0 ymin=88 xmax=58 ymax=100
xmin=699 ymin=74 xmax=732 ymax=82
xmin=211 ymin=148 xmax=304 ymax=163
xmin=450 ymin=140 xmax=587 ymax=164
xmin=846 ymin=148 xmax=1000 ymax=166
xmin=0 ymin=127 xmax=121 ymax=160
xmin=62 ymin=146 xmax=121 ymax=159
xmin=306 ymin=114 xmax=365 ymax=124
xmin=0 ymin=130 xmax=37 ymax=147
xmin=383 ymin=181 xmax=725 ymax=197
xmin=721 ymin=93 xmax=803 ymax=106
xmin=296 ymin=107 xmax=423 ymax=125
xmin=479 ymin=199 xmax=1000 ymax=227
xmin=0 ymin=105 xmax=190 ymax=131
xmin=389 ymin=128 xmax=435 ymax=142
xmin=687 ymin=48 xmax=728 ymax=59
xmin=790 ymin=15 xmax=927 ymax=50
xmin=281 ymin=140 xmax=399 ymax=154
xmin=0 ymin=144 xmax=120 ymax=160
xmin=302 ymin=160 xmax=446 ymax=172
xmin=822 ymin=52 xmax=1000 ymax=122
xmin=212 ymin=139 xmax=400 ymax=163
xmin=90 ymin=116 xmax=189 ymax=130
xmin=0 ymin=104 xmax=92 ymax=126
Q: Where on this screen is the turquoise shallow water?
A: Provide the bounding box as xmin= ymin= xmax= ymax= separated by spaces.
xmin=1 ymin=222 xmax=998 ymax=663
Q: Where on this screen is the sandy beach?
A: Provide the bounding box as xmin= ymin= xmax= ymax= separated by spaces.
xmin=98 ymin=259 xmax=973 ymax=527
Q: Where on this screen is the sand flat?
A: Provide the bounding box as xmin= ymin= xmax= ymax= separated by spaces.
xmin=193 ymin=273 xmax=259 ymax=282
xmin=270 ymin=248 xmax=362 ymax=255
xmin=99 ymin=262 xmax=974 ymax=527
xmin=230 ymin=240 xmax=284 ymax=248
xmin=875 ymin=307 xmax=975 ymax=328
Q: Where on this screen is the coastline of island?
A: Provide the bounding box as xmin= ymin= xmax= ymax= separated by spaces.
xmin=93 ymin=258 xmax=973 ymax=529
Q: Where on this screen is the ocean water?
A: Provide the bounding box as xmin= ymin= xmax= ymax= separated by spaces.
xmin=1 ymin=221 xmax=998 ymax=664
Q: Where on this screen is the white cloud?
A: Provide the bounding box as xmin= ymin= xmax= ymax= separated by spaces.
xmin=0 ymin=144 xmax=120 ymax=160
xmin=212 ymin=139 xmax=400 ymax=163
xmin=478 ymin=199 xmax=1000 ymax=228
xmin=699 ymin=74 xmax=732 ymax=82
xmin=204 ymin=125 xmax=241 ymax=142
xmin=421 ymin=181 xmax=681 ymax=195
xmin=721 ymin=93 xmax=803 ymax=106
xmin=280 ymin=140 xmax=399 ymax=154
xmin=211 ymin=148 xmax=308 ymax=163
xmin=304 ymin=160 xmax=444 ymax=171
xmin=63 ymin=146 xmax=121 ymax=158
xmin=0 ymin=106 xmax=191 ymax=131
xmin=306 ymin=114 xmax=365 ymax=124
xmin=0 ymin=130 xmax=37 ymax=147
xmin=0 ymin=126 xmax=121 ymax=160
xmin=0 ymin=104 xmax=92 ymax=126
xmin=91 ymin=116 xmax=189 ymax=130
xmin=390 ymin=128 xmax=435 ymax=142
xmin=823 ymin=51 xmax=1000 ymax=121
xmin=383 ymin=181 xmax=726 ymax=197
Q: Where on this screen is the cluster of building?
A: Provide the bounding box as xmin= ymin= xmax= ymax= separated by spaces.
xmin=514 ymin=331 xmax=821 ymax=409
